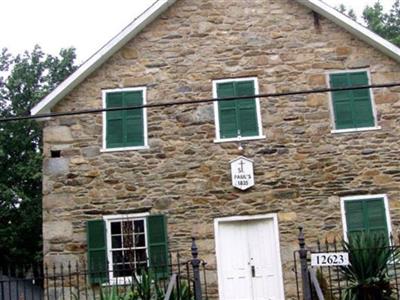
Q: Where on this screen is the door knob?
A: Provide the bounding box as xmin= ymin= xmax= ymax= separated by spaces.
xmin=251 ymin=265 xmax=256 ymax=277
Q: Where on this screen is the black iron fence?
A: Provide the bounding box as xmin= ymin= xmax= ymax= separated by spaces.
xmin=294 ymin=227 xmax=400 ymax=300
xmin=0 ymin=238 xmax=208 ymax=300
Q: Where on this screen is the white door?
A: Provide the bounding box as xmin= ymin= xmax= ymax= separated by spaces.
xmin=216 ymin=216 xmax=284 ymax=300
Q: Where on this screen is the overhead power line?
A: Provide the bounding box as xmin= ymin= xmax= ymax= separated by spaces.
xmin=1 ymin=82 xmax=399 ymax=123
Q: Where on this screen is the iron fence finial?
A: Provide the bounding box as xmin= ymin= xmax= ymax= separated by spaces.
xmin=191 ymin=237 xmax=198 ymax=259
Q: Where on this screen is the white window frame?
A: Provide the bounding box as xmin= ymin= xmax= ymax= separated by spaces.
xmin=212 ymin=77 xmax=265 ymax=143
xmin=326 ymin=69 xmax=381 ymax=134
xmin=101 ymin=87 xmax=149 ymax=152
xmin=340 ymin=194 xmax=392 ymax=242
xmin=103 ymin=212 xmax=150 ymax=285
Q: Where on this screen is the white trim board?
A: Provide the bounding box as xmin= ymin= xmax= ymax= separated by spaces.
xmin=31 ymin=0 xmax=400 ymax=116
xmin=214 ymin=214 xmax=285 ymax=300
xmin=340 ymin=194 xmax=392 ymax=242
xmin=297 ymin=0 xmax=400 ymax=63
xmin=31 ymin=0 xmax=177 ymax=116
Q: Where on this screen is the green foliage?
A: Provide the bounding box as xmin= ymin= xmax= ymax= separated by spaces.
xmin=170 ymin=280 xmax=192 ymax=300
xmin=96 ymin=270 xmax=193 ymax=300
xmin=363 ymin=0 xmax=400 ymax=47
xmin=336 ymin=4 xmax=357 ymax=21
xmin=341 ymin=233 xmax=398 ymax=300
xmin=131 ymin=270 xmax=164 ymax=300
xmin=0 ymin=45 xmax=76 ymax=265
xmin=100 ymin=287 xmax=134 ymax=300
xmin=337 ymin=1 xmax=400 ymax=47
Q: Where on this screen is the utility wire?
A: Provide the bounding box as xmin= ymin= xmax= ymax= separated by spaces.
xmin=1 ymin=82 xmax=399 ymax=123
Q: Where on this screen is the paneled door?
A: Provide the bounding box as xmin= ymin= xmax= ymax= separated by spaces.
xmin=215 ymin=215 xmax=284 ymax=300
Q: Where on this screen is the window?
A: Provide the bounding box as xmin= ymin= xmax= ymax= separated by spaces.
xmin=86 ymin=214 xmax=168 ymax=284
xmin=329 ymin=71 xmax=378 ymax=132
xmin=213 ymin=78 xmax=264 ymax=142
xmin=341 ymin=195 xmax=391 ymax=243
xmin=102 ymin=87 xmax=148 ymax=151
xmin=107 ymin=218 xmax=147 ymax=278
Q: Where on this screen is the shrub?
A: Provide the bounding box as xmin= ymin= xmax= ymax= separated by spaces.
xmin=341 ymin=233 xmax=398 ymax=300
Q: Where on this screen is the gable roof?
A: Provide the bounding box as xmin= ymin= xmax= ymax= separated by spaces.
xmin=31 ymin=0 xmax=400 ymax=116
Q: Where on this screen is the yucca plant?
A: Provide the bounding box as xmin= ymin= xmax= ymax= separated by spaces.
xmin=100 ymin=286 xmax=133 ymax=300
xmin=170 ymin=280 xmax=193 ymax=300
xmin=341 ymin=233 xmax=398 ymax=300
xmin=131 ymin=269 xmax=164 ymax=300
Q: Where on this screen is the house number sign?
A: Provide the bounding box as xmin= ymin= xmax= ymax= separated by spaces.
xmin=311 ymin=252 xmax=349 ymax=267
xmin=230 ymin=156 xmax=254 ymax=191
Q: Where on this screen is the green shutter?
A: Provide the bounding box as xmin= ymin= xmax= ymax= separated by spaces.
xmin=365 ymin=199 xmax=389 ymax=241
xmin=345 ymin=200 xmax=364 ymax=238
xmin=217 ymin=80 xmax=259 ymax=139
xmin=86 ymin=219 xmax=108 ymax=284
xmin=345 ymin=198 xmax=389 ymax=243
xmin=330 ymin=72 xmax=374 ymax=130
xmin=147 ymin=215 xmax=169 ymax=279
xmin=124 ymin=91 xmax=144 ymax=146
xmin=236 ymin=81 xmax=258 ymax=137
xmin=105 ymin=90 xmax=144 ymax=149
xmin=349 ymin=72 xmax=374 ymax=128
xmin=106 ymin=92 xmax=124 ymax=148
xmin=217 ymin=82 xmax=238 ymax=138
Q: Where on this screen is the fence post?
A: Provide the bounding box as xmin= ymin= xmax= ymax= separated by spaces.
xmin=298 ymin=226 xmax=312 ymax=300
xmin=191 ymin=237 xmax=202 ymax=300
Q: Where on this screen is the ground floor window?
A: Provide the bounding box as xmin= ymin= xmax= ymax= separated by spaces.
xmin=107 ymin=217 xmax=148 ymax=278
xmin=341 ymin=195 xmax=391 ymax=242
xmin=86 ymin=213 xmax=168 ymax=284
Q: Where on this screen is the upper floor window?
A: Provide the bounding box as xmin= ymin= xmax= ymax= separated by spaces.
xmin=102 ymin=87 xmax=148 ymax=151
xmin=329 ymin=71 xmax=378 ymax=132
xmin=213 ymin=78 xmax=264 ymax=142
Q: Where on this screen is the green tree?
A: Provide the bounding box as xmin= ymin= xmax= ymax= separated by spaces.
xmin=363 ymin=0 xmax=400 ymax=46
xmin=0 ymin=46 xmax=76 ymax=265
xmin=337 ymin=4 xmax=357 ymax=21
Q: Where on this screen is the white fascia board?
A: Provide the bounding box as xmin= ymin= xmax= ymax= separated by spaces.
xmin=297 ymin=0 xmax=400 ymax=63
xmin=31 ymin=0 xmax=177 ymax=116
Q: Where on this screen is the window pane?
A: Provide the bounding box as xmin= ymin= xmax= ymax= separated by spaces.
xmin=136 ymin=262 xmax=148 ymax=275
xmin=112 ymin=251 xmax=123 ymax=263
xmin=113 ymin=263 xmax=134 ymax=278
xmin=122 ymin=221 xmax=133 ymax=235
xmin=123 ymin=250 xmax=136 ymax=264
xmin=134 ymin=220 xmax=145 ymax=233
xmin=135 ymin=234 xmax=146 ymax=247
xmin=124 ymin=234 xmax=134 ymax=248
xmin=112 ymin=236 xmax=122 ymax=249
xmin=136 ymin=249 xmax=147 ymax=263
xmin=111 ymin=222 xmax=121 ymax=234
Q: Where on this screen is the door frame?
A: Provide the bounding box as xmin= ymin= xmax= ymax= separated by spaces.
xmin=214 ymin=214 xmax=285 ymax=300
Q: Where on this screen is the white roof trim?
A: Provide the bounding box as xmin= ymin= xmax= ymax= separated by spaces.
xmin=32 ymin=0 xmax=400 ymax=115
xmin=31 ymin=0 xmax=177 ymax=116
xmin=297 ymin=0 xmax=400 ymax=63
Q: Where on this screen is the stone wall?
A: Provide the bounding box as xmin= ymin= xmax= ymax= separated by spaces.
xmin=42 ymin=0 xmax=400 ymax=298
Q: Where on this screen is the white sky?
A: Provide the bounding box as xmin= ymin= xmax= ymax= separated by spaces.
xmin=0 ymin=0 xmax=395 ymax=64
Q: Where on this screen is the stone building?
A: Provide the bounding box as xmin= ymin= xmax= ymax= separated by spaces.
xmin=32 ymin=0 xmax=400 ymax=298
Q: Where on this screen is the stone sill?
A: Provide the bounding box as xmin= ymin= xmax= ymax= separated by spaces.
xmin=100 ymin=146 xmax=149 ymax=153
xmin=331 ymin=126 xmax=381 ymax=134
xmin=214 ymin=135 xmax=266 ymax=143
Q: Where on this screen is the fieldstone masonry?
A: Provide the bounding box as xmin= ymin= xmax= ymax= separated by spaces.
xmin=42 ymin=0 xmax=400 ymax=298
